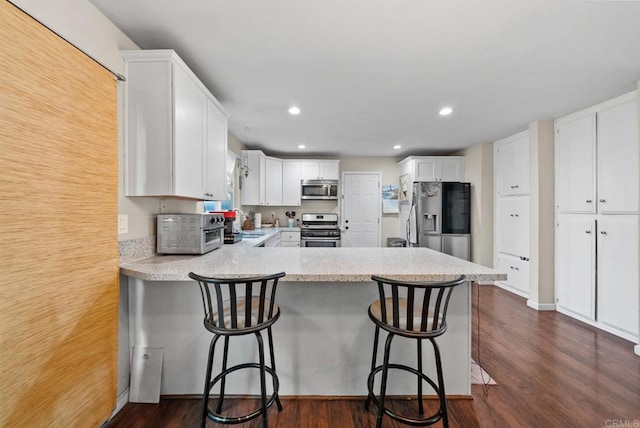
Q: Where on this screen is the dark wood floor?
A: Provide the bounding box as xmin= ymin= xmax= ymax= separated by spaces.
xmin=107 ymin=284 xmax=640 ymax=427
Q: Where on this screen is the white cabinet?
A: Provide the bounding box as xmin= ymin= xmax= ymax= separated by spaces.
xmin=596 ymin=216 xmax=638 ymax=336
xmin=555 ymin=92 xmax=637 ymax=214
xmin=279 ymin=230 xmax=301 ymax=247
xmin=123 ymin=50 xmax=228 ymax=200
xmin=493 ymin=132 xmax=530 ymax=297
xmin=555 ymin=113 xmax=597 ymax=213
xmin=555 ymin=215 xmax=596 ymax=320
xmin=264 ymin=156 xmax=282 ymax=206
xmin=554 ymin=91 xmax=639 ymax=342
xmin=282 ymin=161 xmax=302 ymax=206
xmin=398 ymin=156 xmax=465 ymax=184
xmin=414 ymin=157 xmax=464 ymax=182
xmin=300 ymin=160 xmax=340 ymax=180
xmin=596 ymin=96 xmax=638 ymax=214
xmin=495 ymin=131 xmax=529 ymax=196
xmin=496 ymin=197 xmax=530 ymax=259
xmin=241 ymin=150 xmax=265 ymax=206
xmin=205 ymin=98 xmax=228 ymax=200
xmin=243 ymin=153 xmax=339 ymax=206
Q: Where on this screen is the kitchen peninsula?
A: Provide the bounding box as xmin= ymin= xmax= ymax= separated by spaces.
xmin=121 ymin=231 xmax=505 ymax=398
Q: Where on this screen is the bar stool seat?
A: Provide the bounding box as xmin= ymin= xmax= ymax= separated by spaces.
xmin=189 ymin=271 xmax=286 ymax=428
xmin=365 ymin=275 xmax=466 ymax=428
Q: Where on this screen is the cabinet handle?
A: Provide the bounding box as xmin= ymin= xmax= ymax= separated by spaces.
xmin=514 ymin=214 xmax=519 ymax=217
xmin=586 ymin=200 xmax=592 ymax=203
xmin=510 ymin=185 xmax=515 ymax=189
xmin=510 ymin=214 xmax=514 ymax=217
xmin=585 ymin=230 xmax=591 ymax=234
xmin=600 ymin=231 xmax=607 ymax=235
xmin=599 ymin=199 xmax=606 ymax=203
xmin=514 ymin=185 xmax=519 ymax=188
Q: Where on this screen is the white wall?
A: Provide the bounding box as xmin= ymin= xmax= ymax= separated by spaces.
xmin=454 ymin=144 xmax=494 ymax=267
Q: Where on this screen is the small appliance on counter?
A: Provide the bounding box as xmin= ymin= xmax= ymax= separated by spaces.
xmin=212 ymin=210 xmax=243 ymax=244
xmin=157 ymin=213 xmax=224 ymax=255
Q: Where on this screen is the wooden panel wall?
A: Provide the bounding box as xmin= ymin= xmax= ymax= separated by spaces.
xmin=0 ymin=1 xmax=119 ymax=426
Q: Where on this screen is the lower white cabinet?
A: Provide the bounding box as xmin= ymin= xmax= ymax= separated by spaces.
xmin=495 ymin=253 xmax=530 ymax=295
xmin=596 ymin=216 xmax=638 ymax=336
xmin=555 ymin=214 xmax=638 ymax=340
xmin=279 ymin=230 xmax=301 ymax=247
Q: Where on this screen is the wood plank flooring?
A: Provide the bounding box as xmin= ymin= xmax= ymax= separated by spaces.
xmin=106 ymin=284 xmax=640 ymax=427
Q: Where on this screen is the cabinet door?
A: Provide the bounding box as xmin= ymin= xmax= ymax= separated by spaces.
xmin=555 ymin=216 xmax=596 ymax=320
xmin=300 ymin=161 xmax=320 ymax=179
xmin=597 ymin=97 xmax=638 ymax=214
xmin=173 ymin=64 xmax=206 ymax=199
xmin=241 ymin=150 xmax=264 ymax=205
xmin=496 ymin=133 xmax=529 ymax=196
xmin=282 ymin=161 xmax=301 ymax=206
xmin=495 ymin=253 xmax=529 ymax=295
xmin=597 ymin=216 xmax=638 ymax=336
xmin=496 ymin=196 xmax=529 ymax=258
xmin=438 ymin=158 xmax=465 ymax=182
xmin=264 ymin=156 xmax=282 ymax=206
xmin=319 ymin=161 xmax=340 ymax=180
xmin=555 ymin=113 xmax=596 ymax=213
xmin=414 ymin=158 xmax=438 ymax=181
xmin=204 ymin=98 xmax=227 ymax=200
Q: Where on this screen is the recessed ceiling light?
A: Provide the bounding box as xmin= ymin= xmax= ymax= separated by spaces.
xmin=439 ymin=107 xmax=453 ymax=116
xmin=393 ymin=145 xmax=402 ymax=150
xmin=297 ymin=144 xmax=306 ymax=149
xmin=288 ymin=106 xmax=301 ymax=115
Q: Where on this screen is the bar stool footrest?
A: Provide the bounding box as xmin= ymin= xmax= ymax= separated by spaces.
xmin=367 ymin=363 xmax=444 ymax=426
xmin=206 ymin=362 xmax=280 ymax=425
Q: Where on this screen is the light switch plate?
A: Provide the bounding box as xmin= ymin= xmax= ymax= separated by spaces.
xmin=118 ymin=214 xmax=128 ymax=234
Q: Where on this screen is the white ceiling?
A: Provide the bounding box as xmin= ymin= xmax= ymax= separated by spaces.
xmin=90 ymin=0 xmax=640 ymax=158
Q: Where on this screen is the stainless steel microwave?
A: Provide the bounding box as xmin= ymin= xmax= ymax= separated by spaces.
xmin=301 ymin=179 xmax=339 ymax=200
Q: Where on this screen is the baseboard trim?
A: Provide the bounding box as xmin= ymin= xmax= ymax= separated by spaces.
xmin=635 ymin=344 xmax=640 ymax=357
xmin=160 ymin=394 xmax=473 ymax=401
xmin=526 ymin=300 xmax=556 ymax=311
xmin=111 ymin=389 xmax=129 ymax=418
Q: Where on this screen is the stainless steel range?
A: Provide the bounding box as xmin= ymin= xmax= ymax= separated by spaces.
xmin=300 ymin=213 xmax=341 ymax=247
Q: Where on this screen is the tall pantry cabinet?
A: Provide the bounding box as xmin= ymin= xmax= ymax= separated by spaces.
xmin=494 ymin=131 xmax=530 ymax=297
xmin=555 ymin=91 xmax=638 ymax=342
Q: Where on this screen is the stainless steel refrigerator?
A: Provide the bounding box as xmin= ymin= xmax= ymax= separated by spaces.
xmin=410 ymin=181 xmax=471 ymax=260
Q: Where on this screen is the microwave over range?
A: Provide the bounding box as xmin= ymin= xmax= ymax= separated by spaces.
xmin=301 ymin=179 xmax=339 ymax=200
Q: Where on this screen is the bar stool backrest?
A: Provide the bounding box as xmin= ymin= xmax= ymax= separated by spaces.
xmin=370 ymin=275 xmax=466 ymax=337
xmin=188 ymin=272 xmax=286 ymax=335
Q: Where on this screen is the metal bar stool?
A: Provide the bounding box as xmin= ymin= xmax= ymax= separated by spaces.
xmin=188 ymin=271 xmax=286 ymax=428
xmin=365 ymin=275 xmax=466 ymax=428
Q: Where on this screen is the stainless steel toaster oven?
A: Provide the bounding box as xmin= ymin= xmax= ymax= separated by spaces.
xmin=157 ymin=213 xmax=224 ymax=255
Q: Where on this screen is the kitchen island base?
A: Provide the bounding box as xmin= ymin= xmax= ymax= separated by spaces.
xmin=128 ymin=278 xmax=472 ymax=397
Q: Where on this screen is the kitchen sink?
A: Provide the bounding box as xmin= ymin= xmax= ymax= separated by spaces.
xmin=242 ymin=231 xmax=268 ymax=238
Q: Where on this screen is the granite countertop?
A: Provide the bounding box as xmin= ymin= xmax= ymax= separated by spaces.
xmin=120 ymin=227 xmax=506 ymax=282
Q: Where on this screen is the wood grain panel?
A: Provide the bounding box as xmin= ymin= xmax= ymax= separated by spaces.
xmin=0 ymin=1 xmax=119 ymax=427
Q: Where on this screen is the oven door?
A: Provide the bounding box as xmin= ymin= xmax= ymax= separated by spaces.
xmin=301 ymin=238 xmax=341 ymax=248
xmin=202 ymin=227 xmax=223 ymax=253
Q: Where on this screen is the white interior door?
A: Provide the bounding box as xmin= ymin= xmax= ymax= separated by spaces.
xmin=341 ymin=172 xmax=381 ymax=247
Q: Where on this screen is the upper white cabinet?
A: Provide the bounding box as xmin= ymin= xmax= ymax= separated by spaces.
xmin=122 ymin=50 xmax=227 ymax=200
xmin=398 ymin=156 xmax=465 ymax=183
xmin=122 ymin=50 xmax=228 ymax=200
xmin=282 ymin=161 xmax=302 ymax=206
xmin=596 ymin=96 xmax=638 ymax=214
xmin=243 ymin=152 xmax=338 ymax=206
xmin=555 ymin=92 xmax=637 ymax=214
xmin=300 ymin=160 xmax=340 ymax=180
xmin=264 ymin=156 xmax=283 ymax=206
xmin=495 ymin=131 xmax=530 ymax=197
